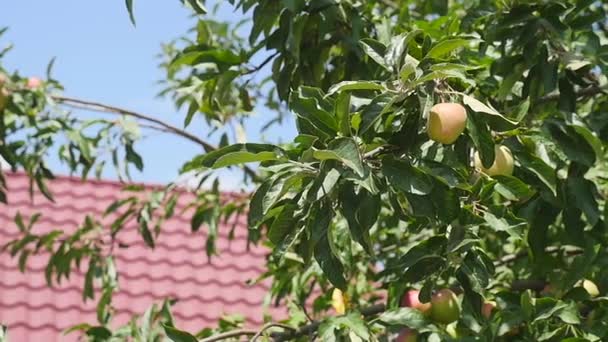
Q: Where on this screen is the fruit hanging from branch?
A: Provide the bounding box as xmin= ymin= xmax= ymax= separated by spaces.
xmin=26 ymin=76 xmax=42 ymax=89
xmin=430 ymin=289 xmax=461 ymax=324
xmin=427 ymin=103 xmax=468 ymax=144
xmin=400 ymin=290 xmax=431 ymax=316
xmin=331 ymin=288 xmax=349 ymax=315
xmin=474 ymin=145 xmax=514 ymax=176
xmin=396 ymin=328 xmax=418 ymax=342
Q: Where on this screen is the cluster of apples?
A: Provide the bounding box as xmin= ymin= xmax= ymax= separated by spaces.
xmin=396 ymin=289 xmax=497 ymax=341
xmin=427 ymin=102 xmax=514 ymax=176
xmin=0 ymin=75 xmax=43 ymax=112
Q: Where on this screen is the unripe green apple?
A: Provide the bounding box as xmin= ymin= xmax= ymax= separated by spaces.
xmin=482 ymin=301 xmax=497 ymax=319
xmin=401 ymin=290 xmax=431 ymax=315
xmin=474 ymin=145 xmax=514 ymax=176
xmin=427 ymin=103 xmax=468 ymax=144
xmin=27 ymin=77 xmax=42 ymax=89
xmin=430 ymin=289 xmax=461 ymax=324
xmin=396 ymin=328 xmax=418 ymax=342
xmin=582 ymin=279 xmax=600 ymax=298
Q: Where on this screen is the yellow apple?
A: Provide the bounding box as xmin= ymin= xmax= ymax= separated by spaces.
xmin=331 ymin=288 xmax=348 ymax=314
xmin=474 ymin=145 xmax=514 ymax=176
xmin=427 ymin=103 xmax=468 ymax=144
xmin=581 ymin=279 xmax=600 ymax=298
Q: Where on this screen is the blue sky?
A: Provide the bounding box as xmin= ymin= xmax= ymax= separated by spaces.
xmin=2 ymin=2 xmax=296 ymax=188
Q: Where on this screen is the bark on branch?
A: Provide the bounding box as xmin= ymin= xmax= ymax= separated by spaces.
xmin=52 ymin=95 xmax=259 ymax=181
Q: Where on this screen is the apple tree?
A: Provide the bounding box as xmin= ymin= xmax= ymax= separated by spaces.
xmin=2 ymin=0 xmax=608 ymax=341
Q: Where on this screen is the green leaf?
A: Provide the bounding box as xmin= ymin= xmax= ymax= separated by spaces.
xmin=517 ymin=152 xmax=557 ymax=196
xmin=180 ymin=0 xmax=207 ymax=14
xmin=268 ymin=204 xmax=298 ymax=245
xmin=327 ymin=81 xmax=386 ymax=96
xmin=382 ymin=158 xmax=433 ymax=195
xmin=125 ymin=0 xmax=136 ymax=26
xmin=378 ymin=307 xmax=428 ymax=329
xmin=403 ymin=256 xmax=445 ymax=283
xmin=426 ymin=38 xmax=469 ymax=59
xmin=339 ymin=185 xmax=376 ymax=254
xmin=315 ymin=232 xmax=347 ymax=290
xmin=567 ymin=177 xmax=599 ymax=226
xmin=125 ymin=143 xmax=144 ymax=171
xmin=359 ymin=38 xmax=389 ymax=69
xmin=86 ymin=326 xmax=112 ymax=339
xmin=462 ymin=94 xmax=518 ymax=125
xmin=335 ymin=92 xmax=351 ymax=136
xmin=358 ymin=94 xmax=394 ymax=134
xmin=313 ymin=138 xmax=364 ymax=177
xmin=171 ymin=47 xmax=243 ymax=71
xmin=385 ymin=30 xmax=422 ymax=71
xmin=290 ymin=87 xmax=338 ymax=138
xmin=466 ymin=112 xmax=494 ymax=169
xmin=193 ymin=143 xmax=286 ymax=169
xmin=493 ymin=175 xmax=535 ymax=201
xmin=163 ymin=324 xmax=198 ymax=342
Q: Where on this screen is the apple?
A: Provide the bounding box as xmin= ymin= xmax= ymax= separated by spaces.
xmin=331 ymin=288 xmax=348 ymax=314
xmin=0 ymin=88 xmax=9 ymax=112
xmin=401 ymin=290 xmax=431 ymax=315
xmin=27 ymin=77 xmax=42 ymax=89
xmin=482 ymin=301 xmax=497 ymax=319
xmin=474 ymin=145 xmax=514 ymax=176
xmin=540 ymin=284 xmax=554 ymax=297
xmin=582 ymin=279 xmax=600 ymax=298
xmin=427 ymin=102 xmax=468 ymax=144
xmin=430 ymin=289 xmax=460 ymax=324
xmin=396 ymin=328 xmax=418 ymax=342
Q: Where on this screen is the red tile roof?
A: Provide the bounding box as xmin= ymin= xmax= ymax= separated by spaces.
xmin=0 ymin=172 xmax=279 ymax=341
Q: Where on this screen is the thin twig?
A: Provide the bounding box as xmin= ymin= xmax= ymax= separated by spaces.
xmin=243 ymin=52 xmax=280 ymax=76
xmin=536 ymin=85 xmax=607 ymax=105
xmin=250 ymin=323 xmax=296 ymax=341
xmin=494 ymin=246 xmax=584 ymax=267
xmin=199 ymin=329 xmax=257 ymax=342
xmin=54 ymin=95 xmax=215 ymax=151
xmin=271 ymin=304 xmax=386 ymax=341
xmin=52 ymin=95 xmax=260 ymax=181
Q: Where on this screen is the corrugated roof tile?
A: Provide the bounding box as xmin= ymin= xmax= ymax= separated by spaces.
xmin=0 ymin=172 xmax=282 ymax=341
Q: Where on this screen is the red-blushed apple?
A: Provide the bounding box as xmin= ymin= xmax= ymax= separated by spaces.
xmin=482 ymin=301 xmax=497 ymax=319
xmin=581 ymin=279 xmax=600 ymax=298
xmin=474 ymin=145 xmax=514 ymax=176
xmin=396 ymin=328 xmax=418 ymax=342
xmin=26 ymin=77 xmax=42 ymax=89
xmin=427 ymin=103 xmax=468 ymax=144
xmin=400 ymin=290 xmax=431 ymax=315
xmin=331 ymin=288 xmax=348 ymax=314
xmin=430 ymin=289 xmax=460 ymax=324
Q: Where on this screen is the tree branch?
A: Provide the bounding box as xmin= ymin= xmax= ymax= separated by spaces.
xmin=494 ymin=246 xmax=584 ymax=267
xmin=251 ymin=323 xmax=296 ymax=341
xmin=199 ymin=330 xmax=257 ymax=342
xmin=536 ymin=85 xmax=607 ymax=105
xmin=52 ymin=95 xmax=260 ymax=181
xmin=271 ymin=304 xmax=386 ymax=341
